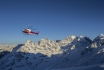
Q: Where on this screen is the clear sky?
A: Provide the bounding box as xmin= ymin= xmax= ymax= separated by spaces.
xmin=0 ymin=0 xmax=104 ymax=44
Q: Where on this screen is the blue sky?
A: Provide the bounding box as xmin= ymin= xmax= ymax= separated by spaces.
xmin=0 ymin=0 xmax=104 ymax=44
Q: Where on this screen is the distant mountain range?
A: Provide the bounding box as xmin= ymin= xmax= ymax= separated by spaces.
xmin=0 ymin=34 xmax=104 ymax=70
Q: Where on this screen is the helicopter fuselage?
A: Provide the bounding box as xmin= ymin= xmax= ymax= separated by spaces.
xmin=22 ymin=29 xmax=39 ymax=35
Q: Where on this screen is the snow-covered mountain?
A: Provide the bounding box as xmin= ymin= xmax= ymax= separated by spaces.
xmin=0 ymin=34 xmax=104 ymax=70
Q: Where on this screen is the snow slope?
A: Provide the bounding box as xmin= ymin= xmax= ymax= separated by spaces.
xmin=51 ymin=64 xmax=104 ymax=70
xmin=0 ymin=34 xmax=104 ymax=70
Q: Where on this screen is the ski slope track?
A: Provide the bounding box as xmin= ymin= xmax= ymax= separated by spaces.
xmin=0 ymin=34 xmax=104 ymax=70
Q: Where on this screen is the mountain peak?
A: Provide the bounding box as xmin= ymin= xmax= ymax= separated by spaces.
xmin=91 ymin=34 xmax=104 ymax=48
xmin=100 ymin=34 xmax=104 ymax=36
xmin=94 ymin=34 xmax=104 ymax=40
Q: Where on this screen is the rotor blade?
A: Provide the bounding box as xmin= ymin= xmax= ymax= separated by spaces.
xmin=32 ymin=28 xmax=37 ymax=30
xmin=27 ymin=26 xmax=37 ymax=30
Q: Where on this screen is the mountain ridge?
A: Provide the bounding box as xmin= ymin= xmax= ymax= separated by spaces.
xmin=0 ymin=34 xmax=104 ymax=70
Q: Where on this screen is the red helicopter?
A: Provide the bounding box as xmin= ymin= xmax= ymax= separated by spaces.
xmin=22 ymin=26 xmax=39 ymax=35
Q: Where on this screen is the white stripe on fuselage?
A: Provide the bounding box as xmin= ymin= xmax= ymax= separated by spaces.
xmin=28 ymin=33 xmax=33 ymax=34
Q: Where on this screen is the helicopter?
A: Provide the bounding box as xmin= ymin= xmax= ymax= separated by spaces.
xmin=22 ymin=26 xmax=39 ymax=35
